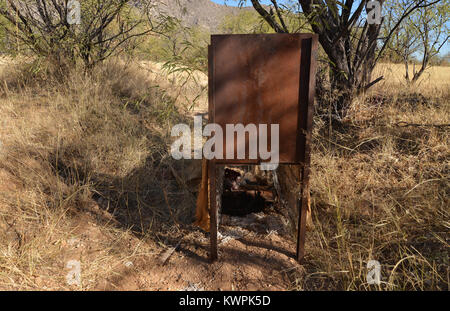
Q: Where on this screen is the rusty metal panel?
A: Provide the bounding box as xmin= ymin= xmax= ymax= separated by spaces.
xmin=208 ymin=34 xmax=318 ymax=263
xmin=209 ymin=34 xmax=318 ymax=164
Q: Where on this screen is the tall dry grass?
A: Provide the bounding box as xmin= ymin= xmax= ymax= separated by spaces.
xmin=373 ymin=63 xmax=450 ymax=92
xmin=293 ymin=80 xmax=449 ymax=290
xmin=0 ymin=59 xmax=448 ymax=290
xmin=0 ymin=59 xmax=195 ymax=289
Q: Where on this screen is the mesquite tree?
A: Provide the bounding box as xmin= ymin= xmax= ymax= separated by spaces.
xmin=0 ymin=0 xmax=166 ymax=68
xmin=383 ymin=0 xmax=449 ymax=83
xmin=237 ymin=0 xmax=442 ymax=119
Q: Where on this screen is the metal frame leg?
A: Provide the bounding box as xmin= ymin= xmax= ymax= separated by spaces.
xmin=209 ymin=161 xmax=218 ymax=261
xmin=296 ymin=166 xmax=308 ymax=263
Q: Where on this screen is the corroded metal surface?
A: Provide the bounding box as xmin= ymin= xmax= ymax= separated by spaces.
xmin=210 ymin=34 xmax=317 ymax=164
xmin=208 ymin=34 xmax=318 ymax=263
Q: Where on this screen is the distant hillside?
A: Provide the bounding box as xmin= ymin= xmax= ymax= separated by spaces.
xmin=154 ymin=0 xmax=249 ymax=32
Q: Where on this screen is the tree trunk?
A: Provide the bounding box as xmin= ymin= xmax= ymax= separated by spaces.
xmin=404 ymin=58 xmax=410 ymax=81
xmin=330 ymin=72 xmax=354 ymax=120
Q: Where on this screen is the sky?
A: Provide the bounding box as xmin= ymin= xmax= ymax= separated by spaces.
xmin=211 ymin=0 xmax=449 ymax=56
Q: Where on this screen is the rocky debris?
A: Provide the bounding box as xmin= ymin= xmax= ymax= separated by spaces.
xmin=218 ymin=228 xmax=243 ymax=245
xmin=224 ymin=168 xmax=242 ymax=191
xmin=221 ymin=212 xmax=288 ymax=236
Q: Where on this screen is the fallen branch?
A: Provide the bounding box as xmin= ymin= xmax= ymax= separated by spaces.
xmin=159 ymin=240 xmax=181 ymax=265
xmin=394 ymin=122 xmax=450 ymax=129
xmin=363 ymin=76 xmax=384 ymax=92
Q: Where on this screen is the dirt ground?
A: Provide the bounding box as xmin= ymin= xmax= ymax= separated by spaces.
xmin=66 ymin=207 xmax=302 ymax=291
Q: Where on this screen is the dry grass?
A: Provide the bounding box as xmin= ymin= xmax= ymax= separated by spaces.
xmin=0 ymin=58 xmax=195 ymax=290
xmin=0 ymin=59 xmax=448 ymax=290
xmin=373 ymin=63 xmax=450 ymax=92
xmin=295 ymin=81 xmax=449 ymax=290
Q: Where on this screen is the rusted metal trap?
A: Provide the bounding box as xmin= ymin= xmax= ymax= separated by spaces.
xmin=207 ymin=34 xmax=318 ymax=263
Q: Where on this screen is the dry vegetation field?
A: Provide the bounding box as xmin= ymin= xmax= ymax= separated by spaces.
xmin=0 ymin=57 xmax=448 ymax=290
xmin=374 ymin=63 xmax=450 ymax=90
